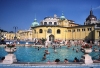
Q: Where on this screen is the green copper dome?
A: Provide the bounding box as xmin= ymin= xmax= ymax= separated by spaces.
xmin=31 ymin=18 xmax=39 ymax=27
xmin=60 ymin=12 xmax=66 ymax=20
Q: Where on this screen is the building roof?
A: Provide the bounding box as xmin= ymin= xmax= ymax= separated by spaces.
xmin=60 ymin=12 xmax=66 ymax=20
xmin=86 ymin=9 xmax=97 ymax=21
xmin=68 ymin=20 xmax=75 ymax=22
xmin=31 ymin=18 xmax=39 ymax=27
xmin=31 ymin=24 xmax=95 ymax=29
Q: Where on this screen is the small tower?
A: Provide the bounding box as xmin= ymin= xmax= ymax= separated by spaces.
xmin=84 ymin=8 xmax=97 ymax=25
xmin=54 ymin=14 xmax=57 ymax=18
xmin=31 ymin=15 xmax=39 ymax=27
xmin=59 ymin=12 xmax=68 ymax=27
xmin=60 ymin=11 xmax=66 ymax=20
xmin=90 ymin=8 xmax=93 ymax=15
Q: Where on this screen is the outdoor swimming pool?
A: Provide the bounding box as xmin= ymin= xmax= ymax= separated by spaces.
xmin=0 ymin=45 xmax=100 ymax=63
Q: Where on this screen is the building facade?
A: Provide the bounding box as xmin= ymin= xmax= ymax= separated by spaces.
xmin=31 ymin=10 xmax=100 ymax=42
xmin=1 ymin=9 xmax=100 ymax=42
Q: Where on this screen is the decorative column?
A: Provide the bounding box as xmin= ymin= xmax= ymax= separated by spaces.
xmin=3 ymin=44 xmax=17 ymax=64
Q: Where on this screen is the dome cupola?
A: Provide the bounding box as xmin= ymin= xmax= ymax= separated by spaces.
xmin=31 ymin=18 xmax=39 ymax=27
xmin=60 ymin=12 xmax=66 ymax=20
xmin=86 ymin=8 xmax=97 ymax=21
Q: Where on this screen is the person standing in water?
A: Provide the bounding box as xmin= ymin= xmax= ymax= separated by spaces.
xmin=38 ymin=47 xmax=40 ymax=51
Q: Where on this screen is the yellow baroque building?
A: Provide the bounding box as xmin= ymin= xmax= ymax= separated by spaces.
xmin=1 ymin=9 xmax=100 ymax=42
xmin=1 ymin=32 xmax=15 ymax=40
xmin=31 ymin=10 xmax=100 ymax=42
xmin=17 ymin=30 xmax=32 ymax=40
xmin=31 ymin=21 xmax=96 ymax=41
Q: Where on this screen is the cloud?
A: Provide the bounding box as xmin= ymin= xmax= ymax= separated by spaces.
xmin=93 ymin=6 xmax=100 ymax=10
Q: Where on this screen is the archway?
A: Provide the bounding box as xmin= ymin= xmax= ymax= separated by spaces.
xmin=49 ymin=34 xmax=54 ymax=42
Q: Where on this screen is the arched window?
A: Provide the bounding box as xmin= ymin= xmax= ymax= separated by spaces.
xmin=54 ymin=22 xmax=57 ymax=25
xmin=44 ymin=22 xmax=47 ymax=25
xmin=47 ymin=29 xmax=52 ymax=33
xmin=57 ymin=29 xmax=60 ymax=34
xmin=49 ymin=22 xmax=52 ymax=25
xmin=34 ymin=30 xmax=36 ymax=34
xmin=39 ymin=29 xmax=43 ymax=33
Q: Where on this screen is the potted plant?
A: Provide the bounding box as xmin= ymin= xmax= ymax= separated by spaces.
xmin=82 ymin=43 xmax=92 ymax=54
xmin=5 ymin=44 xmax=16 ymax=53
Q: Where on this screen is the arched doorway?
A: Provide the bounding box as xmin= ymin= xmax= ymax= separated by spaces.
xmin=49 ymin=34 xmax=54 ymax=42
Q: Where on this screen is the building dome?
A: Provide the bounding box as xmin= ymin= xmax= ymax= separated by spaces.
xmin=60 ymin=12 xmax=66 ymax=20
xmin=31 ymin=18 xmax=39 ymax=27
xmin=86 ymin=9 xmax=97 ymax=21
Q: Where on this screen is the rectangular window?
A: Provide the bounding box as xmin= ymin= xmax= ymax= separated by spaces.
xmin=87 ymin=28 xmax=92 ymax=31
xmin=34 ymin=30 xmax=36 ymax=34
xmin=82 ymin=28 xmax=85 ymax=31
xmin=87 ymin=28 xmax=89 ymax=31
xmin=77 ymin=29 xmax=80 ymax=32
xmin=84 ymin=29 xmax=85 ymax=31
xmin=90 ymin=28 xmax=92 ymax=31
xmin=82 ymin=29 xmax=83 ymax=31
xmin=72 ymin=29 xmax=75 ymax=32
xmin=99 ymin=31 xmax=100 ymax=37
xmin=68 ymin=30 xmax=71 ymax=32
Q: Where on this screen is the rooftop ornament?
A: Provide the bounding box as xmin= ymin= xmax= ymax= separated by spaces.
xmin=82 ymin=43 xmax=92 ymax=49
xmin=60 ymin=11 xmax=66 ymax=20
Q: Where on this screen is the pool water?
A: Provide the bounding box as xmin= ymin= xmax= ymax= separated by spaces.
xmin=0 ymin=45 xmax=100 ymax=63
xmin=18 ymin=41 xmax=34 ymax=44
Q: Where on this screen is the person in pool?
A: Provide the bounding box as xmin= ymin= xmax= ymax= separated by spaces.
xmin=74 ymin=57 xmax=79 ymax=62
xmin=42 ymin=54 xmax=46 ymax=60
xmin=64 ymin=59 xmax=69 ymax=63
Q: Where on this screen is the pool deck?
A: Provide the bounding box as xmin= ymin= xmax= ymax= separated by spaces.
xmin=0 ymin=62 xmax=100 ymax=68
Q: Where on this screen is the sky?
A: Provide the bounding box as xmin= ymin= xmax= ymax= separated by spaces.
xmin=0 ymin=0 xmax=100 ymax=31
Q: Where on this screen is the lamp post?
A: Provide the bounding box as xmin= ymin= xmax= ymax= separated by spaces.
xmin=13 ymin=26 xmax=18 ymax=40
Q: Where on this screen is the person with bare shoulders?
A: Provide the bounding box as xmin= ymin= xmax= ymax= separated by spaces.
xmin=42 ymin=54 xmax=46 ymax=61
xmin=73 ymin=57 xmax=79 ymax=62
xmin=55 ymin=59 xmax=60 ymax=64
xmin=64 ymin=59 xmax=69 ymax=63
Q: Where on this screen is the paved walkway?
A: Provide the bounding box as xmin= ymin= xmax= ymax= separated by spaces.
xmin=0 ymin=63 xmax=100 ymax=68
